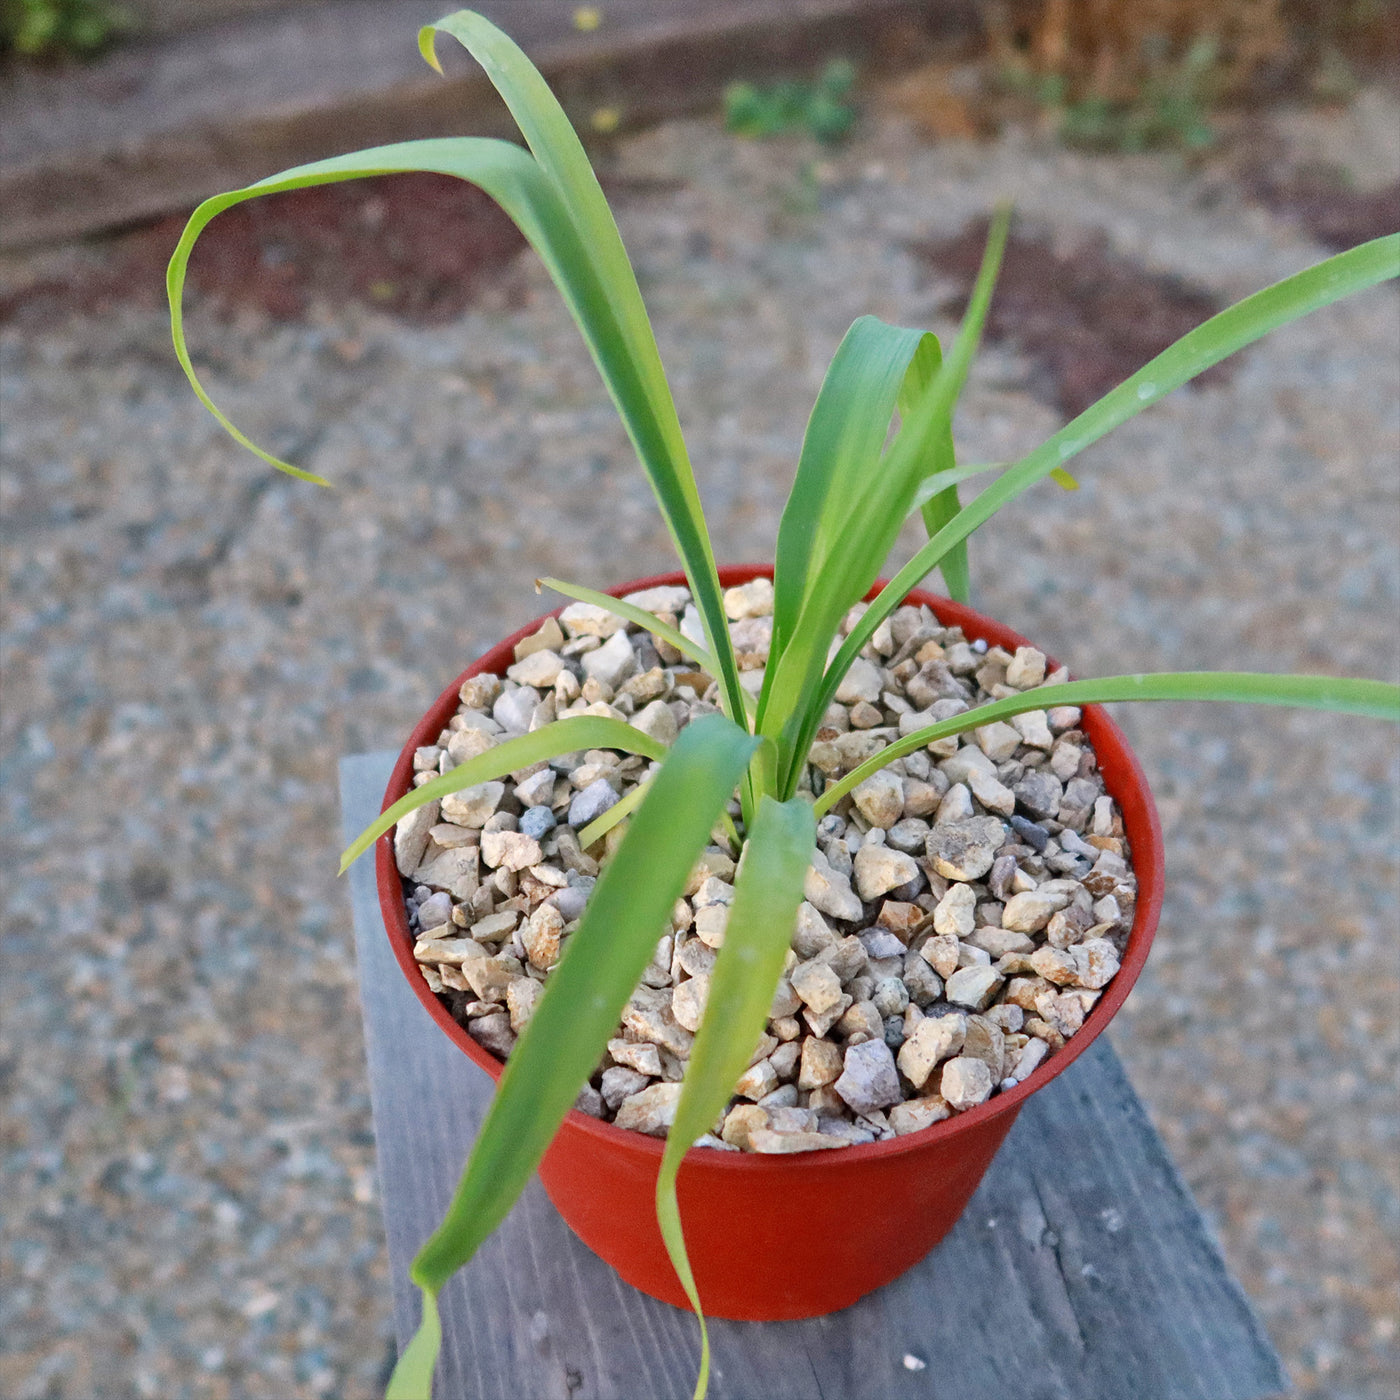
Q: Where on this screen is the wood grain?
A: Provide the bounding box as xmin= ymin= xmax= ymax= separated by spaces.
xmin=341 ymin=751 xmax=1288 ymax=1400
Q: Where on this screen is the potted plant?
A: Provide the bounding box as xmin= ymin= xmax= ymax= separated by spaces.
xmin=166 ymin=11 xmax=1400 ymax=1398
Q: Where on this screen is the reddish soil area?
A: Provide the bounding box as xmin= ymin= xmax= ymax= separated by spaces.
xmin=1245 ymin=168 xmax=1400 ymax=251
xmin=0 ymin=171 xmax=527 ymax=328
xmin=915 ymin=219 xmax=1233 ymax=417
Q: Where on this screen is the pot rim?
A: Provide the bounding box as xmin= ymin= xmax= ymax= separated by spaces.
xmin=375 ymin=564 xmax=1164 ymax=1171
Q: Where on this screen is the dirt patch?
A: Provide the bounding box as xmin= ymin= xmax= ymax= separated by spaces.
xmin=914 ymin=219 xmax=1232 ymax=418
xmin=0 ymin=171 xmax=528 ymax=328
xmin=1245 ymin=166 xmax=1400 ymax=251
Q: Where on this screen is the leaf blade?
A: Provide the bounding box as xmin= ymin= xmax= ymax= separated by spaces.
xmin=654 ymin=794 xmax=816 ymax=1398
xmin=409 ymin=714 xmax=759 ymax=1300
xmin=339 ymin=713 xmax=668 ymax=873
xmin=422 ymin=10 xmax=748 ymax=734
xmin=910 ymin=205 xmax=1011 ymax=603
xmin=814 ymin=671 xmax=1400 ymax=816
xmin=824 ymin=234 xmax=1400 ymax=727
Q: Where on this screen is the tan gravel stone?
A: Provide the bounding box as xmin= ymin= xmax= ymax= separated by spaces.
xmin=940 ymin=1055 xmax=994 ymax=1110
xmin=933 ymin=883 xmax=976 ymax=936
xmin=671 ymin=973 xmax=711 ymax=1033
xmin=734 ymin=1058 xmax=780 ymax=1101
xmin=614 ymin=1082 xmax=683 ymax=1136
xmin=720 ymin=1104 xmax=770 ymax=1150
xmin=722 ymin=576 xmax=774 ymax=618
xmin=852 ymin=770 xmax=905 ymax=828
xmin=791 ymin=959 xmax=844 ymax=1015
xmin=945 ymin=964 xmax=1005 ymax=1011
xmin=480 ymin=829 xmax=543 ymax=872
xmin=748 ymin=1127 xmax=847 ymax=1153
xmin=1005 ymin=647 xmax=1047 ymax=689
xmin=798 ymin=1036 xmax=844 ymax=1089
xmin=889 ymin=1095 xmax=952 ymax=1134
xmin=897 ymin=1012 xmax=967 ymax=1088
xmin=608 ymin=1038 xmax=662 ymax=1077
xmin=804 ymin=848 xmax=865 ymax=921
xmin=559 ymin=600 xmax=628 ymax=637
xmin=441 ymin=781 xmax=505 ymax=828
xmin=853 ymin=842 xmax=919 ymax=901
xmin=522 ymin=903 xmax=564 ymax=970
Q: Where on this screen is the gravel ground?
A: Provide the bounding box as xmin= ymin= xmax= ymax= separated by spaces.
xmin=2 ymin=87 xmax=1397 ymax=1400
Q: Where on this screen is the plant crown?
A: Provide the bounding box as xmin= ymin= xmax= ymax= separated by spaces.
xmin=167 ymin=12 xmax=1400 ymax=1398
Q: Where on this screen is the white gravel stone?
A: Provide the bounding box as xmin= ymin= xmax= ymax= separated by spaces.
xmin=581 ymin=629 xmax=638 ymax=689
xmin=506 ymin=649 xmax=566 ymax=687
xmin=568 ymin=778 xmax=620 ymax=828
xmin=559 ymin=600 xmax=627 ymax=637
xmin=804 ymin=847 xmax=865 ymax=921
xmin=622 ymin=585 xmax=691 ymax=614
xmin=967 ymin=767 xmax=1016 ymax=817
xmin=394 ymin=801 xmax=439 ymax=876
xmin=835 ymin=656 xmax=885 ymax=704
xmin=926 ymin=817 xmax=1007 ymax=881
xmin=1009 ymin=1037 xmax=1051 ymax=1083
xmin=933 ymin=883 xmax=977 ymax=936
xmin=1011 ymin=709 xmax=1055 ymax=751
xmin=834 ymin=1039 xmax=904 ymax=1115
xmin=974 ymin=721 xmax=1022 ymax=762
xmin=630 ymin=698 xmax=678 ymax=745
xmin=722 ymin=576 xmax=774 ymax=619
xmin=493 ymin=687 xmax=539 ymax=734
xmin=441 ymin=781 xmax=505 ymax=828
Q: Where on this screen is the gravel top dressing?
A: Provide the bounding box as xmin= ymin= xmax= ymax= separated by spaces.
xmin=400 ymin=579 xmax=1136 ymax=1150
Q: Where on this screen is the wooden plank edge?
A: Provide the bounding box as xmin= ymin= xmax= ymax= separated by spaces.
xmin=0 ymin=0 xmax=969 ymax=250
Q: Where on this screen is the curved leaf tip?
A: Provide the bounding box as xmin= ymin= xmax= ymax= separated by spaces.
xmin=418 ymin=24 xmax=444 ymax=73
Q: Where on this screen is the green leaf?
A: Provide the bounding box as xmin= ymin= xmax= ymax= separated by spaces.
xmin=385 ymin=1288 xmax=441 ymax=1400
xmin=407 ymin=713 xmax=758 ymax=1324
xmin=420 ymin=12 xmax=748 ymax=734
xmin=655 ymin=794 xmax=815 ymax=1400
xmin=338 ymin=714 xmax=668 ymax=873
xmin=769 ymin=315 xmax=934 ymax=668
xmin=760 ymin=316 xmax=944 ymax=789
xmin=577 ymin=773 xmax=650 ymax=848
xmin=907 ymin=205 xmax=1011 ymax=604
xmin=826 ymin=233 xmax=1400 ymax=727
xmin=814 ymin=671 xmax=1400 ymax=816
xmin=536 ymin=576 xmax=720 ymax=676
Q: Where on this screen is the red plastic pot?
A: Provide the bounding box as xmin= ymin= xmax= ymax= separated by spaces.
xmin=376 ymin=566 xmax=1164 ymax=1320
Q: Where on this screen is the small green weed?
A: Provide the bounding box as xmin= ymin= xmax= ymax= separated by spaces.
xmin=1 ymin=0 xmax=128 ymax=58
xmin=1010 ymin=35 xmax=1222 ymax=153
xmin=724 ymin=58 xmax=858 ymax=145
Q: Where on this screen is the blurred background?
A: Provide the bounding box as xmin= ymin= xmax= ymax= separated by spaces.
xmin=2 ymin=2 xmax=1397 ymax=1396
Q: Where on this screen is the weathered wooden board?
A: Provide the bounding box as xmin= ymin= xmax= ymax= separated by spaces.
xmin=341 ymin=751 xmax=1289 ymax=1400
xmin=0 ymin=0 xmax=945 ymax=248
